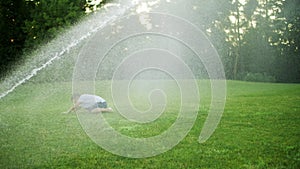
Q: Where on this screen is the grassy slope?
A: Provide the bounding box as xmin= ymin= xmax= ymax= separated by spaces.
xmin=0 ymin=80 xmax=299 ymax=168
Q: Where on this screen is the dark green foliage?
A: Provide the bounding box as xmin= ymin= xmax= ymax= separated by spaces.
xmin=0 ymin=0 xmax=299 ymax=83
xmin=22 ymin=0 xmax=86 ymax=48
xmin=0 ymin=0 xmax=86 ymax=77
xmin=243 ymin=72 xmax=276 ymax=82
xmin=240 ymin=28 xmax=276 ymax=76
xmin=274 ymin=0 xmax=300 ymax=82
xmin=206 ymin=0 xmax=300 ymax=82
xmin=85 ymin=0 xmax=112 ymax=12
xmin=0 ymin=0 xmax=28 ymax=76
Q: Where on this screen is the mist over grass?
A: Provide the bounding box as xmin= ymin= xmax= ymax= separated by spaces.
xmin=0 ymin=80 xmax=299 ymax=168
xmin=1 ymin=0 xmax=299 ymax=167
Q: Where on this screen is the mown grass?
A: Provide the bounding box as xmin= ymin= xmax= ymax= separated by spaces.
xmin=0 ymin=80 xmax=299 ymax=168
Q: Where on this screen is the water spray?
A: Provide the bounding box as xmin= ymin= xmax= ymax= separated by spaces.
xmin=0 ymin=0 xmax=141 ymax=99
xmin=1 ymin=0 xmax=227 ymax=159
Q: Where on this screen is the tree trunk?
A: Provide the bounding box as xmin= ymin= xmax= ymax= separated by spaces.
xmin=233 ymin=1 xmax=241 ymax=80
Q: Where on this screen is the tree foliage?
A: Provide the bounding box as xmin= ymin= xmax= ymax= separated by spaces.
xmin=0 ymin=0 xmax=28 ymax=74
xmin=0 ymin=0 xmax=86 ymax=77
xmin=206 ymin=0 xmax=300 ymax=82
xmin=274 ymin=0 xmax=300 ymax=82
xmin=23 ymin=0 xmax=86 ymax=48
xmin=1 ymin=0 xmax=299 ymax=82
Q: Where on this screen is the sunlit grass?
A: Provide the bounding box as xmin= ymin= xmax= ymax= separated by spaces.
xmin=0 ymin=80 xmax=299 ymax=168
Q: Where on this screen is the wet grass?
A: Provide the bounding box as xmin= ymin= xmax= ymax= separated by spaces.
xmin=0 ymin=80 xmax=299 ymax=168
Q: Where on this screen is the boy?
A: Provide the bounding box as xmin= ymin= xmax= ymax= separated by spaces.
xmin=63 ymin=94 xmax=113 ymax=114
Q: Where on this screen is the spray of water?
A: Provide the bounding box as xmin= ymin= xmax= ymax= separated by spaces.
xmin=1 ymin=0 xmax=226 ymax=158
xmin=73 ymin=8 xmax=226 ymax=157
xmin=0 ymin=0 xmax=142 ymax=99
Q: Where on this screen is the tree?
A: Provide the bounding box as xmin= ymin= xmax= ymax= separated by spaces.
xmin=210 ymin=0 xmax=250 ymax=80
xmin=240 ymin=0 xmax=278 ymax=79
xmin=85 ymin=0 xmax=112 ymax=13
xmin=241 ymin=28 xmax=276 ymax=76
xmin=0 ymin=0 xmax=28 ymax=76
xmin=0 ymin=0 xmax=87 ymax=77
xmin=206 ymin=0 xmax=300 ymax=82
xmin=274 ymin=0 xmax=300 ymax=82
xmin=23 ymin=0 xmax=86 ymax=48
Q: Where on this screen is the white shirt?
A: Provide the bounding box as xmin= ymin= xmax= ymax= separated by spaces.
xmin=77 ymin=94 xmax=105 ymax=109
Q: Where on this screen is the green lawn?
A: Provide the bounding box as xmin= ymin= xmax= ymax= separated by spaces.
xmin=0 ymin=80 xmax=299 ymax=168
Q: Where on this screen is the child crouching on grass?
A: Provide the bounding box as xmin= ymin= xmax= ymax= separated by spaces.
xmin=63 ymin=94 xmax=113 ymax=114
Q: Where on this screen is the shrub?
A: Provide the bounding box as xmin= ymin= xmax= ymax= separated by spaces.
xmin=243 ymin=72 xmax=276 ymax=82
